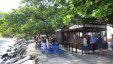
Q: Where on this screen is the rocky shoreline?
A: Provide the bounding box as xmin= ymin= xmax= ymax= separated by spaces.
xmin=0 ymin=38 xmax=30 ymax=64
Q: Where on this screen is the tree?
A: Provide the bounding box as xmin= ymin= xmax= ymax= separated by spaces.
xmin=2 ymin=0 xmax=113 ymax=37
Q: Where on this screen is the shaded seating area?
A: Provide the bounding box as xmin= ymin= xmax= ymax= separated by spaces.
xmin=39 ymin=42 xmax=64 ymax=56
xmin=55 ymin=23 xmax=108 ymax=54
xmin=45 ymin=43 xmax=64 ymax=55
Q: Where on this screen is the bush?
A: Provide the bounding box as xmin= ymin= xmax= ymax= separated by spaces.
xmin=1 ymin=32 xmax=13 ymax=38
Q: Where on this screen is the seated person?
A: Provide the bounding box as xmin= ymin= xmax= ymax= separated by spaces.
xmin=45 ymin=38 xmax=64 ymax=55
xmin=50 ymin=38 xmax=59 ymax=48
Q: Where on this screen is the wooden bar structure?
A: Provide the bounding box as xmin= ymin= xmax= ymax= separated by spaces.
xmin=55 ymin=22 xmax=108 ymax=54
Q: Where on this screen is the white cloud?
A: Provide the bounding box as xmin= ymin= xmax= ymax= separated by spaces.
xmin=0 ymin=0 xmax=21 ymax=12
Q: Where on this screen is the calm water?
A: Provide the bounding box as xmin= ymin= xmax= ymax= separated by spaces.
xmin=0 ymin=37 xmax=16 ymax=56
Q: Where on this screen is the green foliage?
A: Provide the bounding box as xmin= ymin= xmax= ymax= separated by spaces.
xmin=1 ymin=0 xmax=113 ymax=37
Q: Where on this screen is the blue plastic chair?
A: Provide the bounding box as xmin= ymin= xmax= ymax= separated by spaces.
xmin=43 ymin=43 xmax=64 ymax=56
xmin=50 ymin=43 xmax=64 ymax=55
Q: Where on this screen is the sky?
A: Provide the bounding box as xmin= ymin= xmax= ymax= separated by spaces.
xmin=0 ymin=0 xmax=21 ymax=12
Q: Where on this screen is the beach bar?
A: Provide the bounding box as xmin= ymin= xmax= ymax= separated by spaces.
xmin=55 ymin=22 xmax=108 ymax=54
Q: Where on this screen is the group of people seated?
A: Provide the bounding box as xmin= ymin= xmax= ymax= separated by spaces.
xmin=36 ymin=37 xmax=64 ymax=55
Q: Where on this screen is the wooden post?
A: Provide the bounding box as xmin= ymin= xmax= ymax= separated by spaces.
xmin=68 ymin=32 xmax=70 ymax=51
xmin=72 ymin=43 xmax=74 ymax=52
xmin=66 ymin=41 xmax=67 ymax=50
xmin=69 ymin=42 xmax=70 ymax=51
xmin=82 ymin=43 xmax=83 ymax=54
xmin=76 ymin=43 xmax=77 ymax=53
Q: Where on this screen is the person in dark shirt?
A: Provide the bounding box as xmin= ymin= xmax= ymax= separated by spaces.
xmin=97 ymin=34 xmax=103 ymax=54
xmin=63 ymin=33 xmax=68 ymax=47
xmin=87 ymin=35 xmax=90 ymax=48
xmin=63 ymin=33 xmax=68 ymax=41
xmin=34 ymin=36 xmax=36 ymax=42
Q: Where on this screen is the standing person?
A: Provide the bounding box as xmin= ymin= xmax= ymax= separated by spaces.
xmin=97 ymin=34 xmax=103 ymax=54
xmin=41 ymin=39 xmax=47 ymax=53
xmin=36 ymin=35 xmax=39 ymax=45
xmin=34 ymin=36 xmax=36 ymax=42
xmin=63 ymin=33 xmax=68 ymax=47
xmin=34 ymin=35 xmax=38 ymax=49
xmin=46 ymin=36 xmax=50 ymax=49
xmin=36 ymin=36 xmax=39 ymax=43
xmin=90 ymin=34 xmax=96 ymax=54
xmin=110 ymin=34 xmax=113 ymax=50
xmin=83 ymin=35 xmax=89 ymax=54
xmin=87 ymin=35 xmax=90 ymax=50
xmin=38 ymin=37 xmax=41 ymax=49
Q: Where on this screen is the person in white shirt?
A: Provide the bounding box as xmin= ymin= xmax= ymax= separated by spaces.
xmin=46 ymin=38 xmax=49 ymax=49
xmin=41 ymin=39 xmax=47 ymax=53
xmin=83 ymin=35 xmax=89 ymax=54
